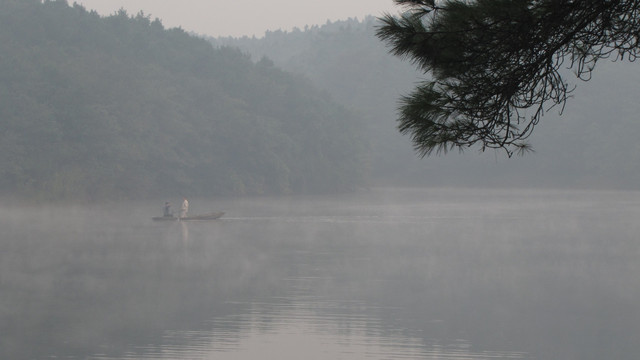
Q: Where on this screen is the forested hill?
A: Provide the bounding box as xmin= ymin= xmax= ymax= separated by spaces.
xmin=212 ymin=17 xmax=422 ymax=184
xmin=213 ymin=17 xmax=640 ymax=190
xmin=0 ymin=0 xmax=368 ymax=201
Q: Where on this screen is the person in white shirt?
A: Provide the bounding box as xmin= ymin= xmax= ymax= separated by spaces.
xmin=180 ymin=197 xmax=189 ymax=218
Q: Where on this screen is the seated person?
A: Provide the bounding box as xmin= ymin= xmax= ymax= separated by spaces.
xmin=163 ymin=202 xmax=173 ymax=217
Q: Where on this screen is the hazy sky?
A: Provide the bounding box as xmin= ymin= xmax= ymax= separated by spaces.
xmin=73 ymin=0 xmax=400 ymax=37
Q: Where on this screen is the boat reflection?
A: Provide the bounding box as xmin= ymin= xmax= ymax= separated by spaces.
xmin=181 ymin=221 xmax=189 ymax=243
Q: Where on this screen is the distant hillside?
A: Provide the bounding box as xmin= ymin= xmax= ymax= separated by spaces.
xmin=212 ymin=17 xmax=421 ymax=184
xmin=212 ymin=17 xmax=640 ymax=190
xmin=0 ymin=0 xmax=369 ymax=201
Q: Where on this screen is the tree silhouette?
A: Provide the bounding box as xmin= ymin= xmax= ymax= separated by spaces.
xmin=377 ymin=0 xmax=640 ymax=156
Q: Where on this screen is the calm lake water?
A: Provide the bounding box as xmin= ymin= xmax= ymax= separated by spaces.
xmin=2 ymin=188 xmax=639 ymax=360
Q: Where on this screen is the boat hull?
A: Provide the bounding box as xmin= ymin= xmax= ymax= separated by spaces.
xmin=152 ymin=212 xmax=224 ymax=221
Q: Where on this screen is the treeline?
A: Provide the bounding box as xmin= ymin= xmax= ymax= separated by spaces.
xmin=212 ymin=17 xmax=422 ymax=183
xmin=213 ymin=17 xmax=640 ymax=190
xmin=0 ymin=0 xmax=369 ymax=201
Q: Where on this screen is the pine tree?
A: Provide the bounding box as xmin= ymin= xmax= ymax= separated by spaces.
xmin=377 ymin=0 xmax=640 ymax=156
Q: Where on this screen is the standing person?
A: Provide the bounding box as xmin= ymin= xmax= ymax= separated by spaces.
xmin=180 ymin=197 xmax=189 ymax=219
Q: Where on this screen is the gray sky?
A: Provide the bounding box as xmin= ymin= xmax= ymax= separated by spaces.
xmin=73 ymin=0 xmax=399 ymax=37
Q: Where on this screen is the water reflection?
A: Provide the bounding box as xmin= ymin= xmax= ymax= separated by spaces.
xmin=93 ymin=300 xmax=530 ymax=360
xmin=181 ymin=221 xmax=189 ymax=243
xmin=1 ymin=188 xmax=639 ymax=359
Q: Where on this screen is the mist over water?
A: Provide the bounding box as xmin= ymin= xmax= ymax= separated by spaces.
xmin=2 ymin=188 xmax=639 ymax=359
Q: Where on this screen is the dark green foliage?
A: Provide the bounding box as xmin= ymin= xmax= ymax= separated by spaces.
xmin=377 ymin=0 xmax=640 ymax=156
xmin=0 ymin=0 xmax=368 ymax=201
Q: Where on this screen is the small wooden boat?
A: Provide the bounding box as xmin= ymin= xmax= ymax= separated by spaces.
xmin=152 ymin=212 xmax=225 ymax=221
xmin=152 ymin=215 xmax=179 ymax=221
xmin=181 ymin=212 xmax=225 ymax=221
